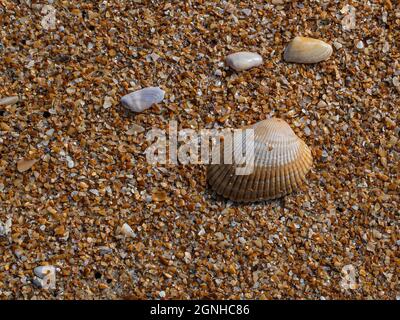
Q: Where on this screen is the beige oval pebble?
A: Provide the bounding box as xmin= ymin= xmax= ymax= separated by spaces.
xmin=225 ymin=52 xmax=263 ymax=71
xmin=207 ymin=118 xmax=312 ymax=202
xmin=284 ymin=36 xmax=332 ymax=64
xmin=121 ymin=87 xmax=165 ymax=112
xmin=0 ymin=96 xmax=19 ymax=106
xmin=121 ymin=223 xmax=135 ymax=238
xmin=126 ymin=123 xmax=145 ymax=135
xmin=17 ymin=159 xmax=37 ymax=173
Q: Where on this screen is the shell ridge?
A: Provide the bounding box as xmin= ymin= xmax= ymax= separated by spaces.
xmin=207 ymin=118 xmax=312 ymax=202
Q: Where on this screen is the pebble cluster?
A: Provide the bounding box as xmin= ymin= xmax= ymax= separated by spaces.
xmin=0 ymin=1 xmax=399 ymax=300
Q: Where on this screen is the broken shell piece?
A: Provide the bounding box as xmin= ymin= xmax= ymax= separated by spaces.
xmin=0 ymin=96 xmax=19 ymax=105
xmin=121 ymin=87 xmax=165 ymax=112
xmin=32 ymin=277 xmax=46 ymax=288
xmin=17 ymin=158 xmax=38 ymax=173
xmin=103 ymin=96 xmax=114 ymax=109
xmin=33 ymin=265 xmax=56 ymax=289
xmin=0 ymin=218 xmax=12 ymax=237
xmin=207 ymin=118 xmax=313 ymax=202
xmin=152 ymin=190 xmax=168 ymax=202
xmin=121 ymin=223 xmax=136 ymax=238
xmin=284 ymin=37 xmax=333 ymax=64
xmin=225 ymin=52 xmax=263 ymax=71
xmin=126 ymin=123 xmax=145 ymax=135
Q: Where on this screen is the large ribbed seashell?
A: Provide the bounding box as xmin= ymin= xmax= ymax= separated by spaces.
xmin=225 ymin=52 xmax=263 ymax=71
xmin=207 ymin=118 xmax=312 ymax=202
xmin=284 ymin=37 xmax=333 ymax=64
xmin=121 ymin=87 xmax=165 ymax=112
xmin=0 ymin=96 xmax=19 ymax=105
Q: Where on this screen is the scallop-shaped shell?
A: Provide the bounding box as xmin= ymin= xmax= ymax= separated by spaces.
xmin=207 ymin=118 xmax=312 ymax=202
xmin=225 ymin=52 xmax=263 ymax=71
xmin=121 ymin=87 xmax=165 ymax=112
xmin=284 ymin=37 xmax=333 ymax=64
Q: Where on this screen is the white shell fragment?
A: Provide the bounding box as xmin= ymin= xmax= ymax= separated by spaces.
xmin=34 ymin=265 xmax=55 ymax=278
xmin=17 ymin=158 xmax=38 ymax=173
xmin=225 ymin=52 xmax=263 ymax=71
xmin=0 ymin=96 xmax=19 ymax=105
xmin=121 ymin=87 xmax=165 ymax=112
xmin=284 ymin=37 xmax=333 ymax=64
xmin=0 ymin=218 xmax=12 ymax=237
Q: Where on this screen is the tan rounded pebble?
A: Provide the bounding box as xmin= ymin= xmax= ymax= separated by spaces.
xmin=284 ymin=36 xmax=333 ymax=63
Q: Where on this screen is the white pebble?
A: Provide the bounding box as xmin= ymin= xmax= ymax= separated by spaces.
xmin=241 ymin=9 xmax=251 ymax=16
xmin=225 ymin=52 xmax=263 ymax=72
xmin=0 ymin=96 xmax=19 ymax=105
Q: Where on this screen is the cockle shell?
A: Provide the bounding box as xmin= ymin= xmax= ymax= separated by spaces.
xmin=121 ymin=87 xmax=165 ymax=112
xmin=207 ymin=118 xmax=312 ymax=202
xmin=225 ymin=52 xmax=263 ymax=71
xmin=284 ymin=37 xmax=333 ymax=64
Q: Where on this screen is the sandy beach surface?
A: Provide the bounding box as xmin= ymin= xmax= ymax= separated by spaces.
xmin=0 ymin=1 xmax=399 ymax=299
